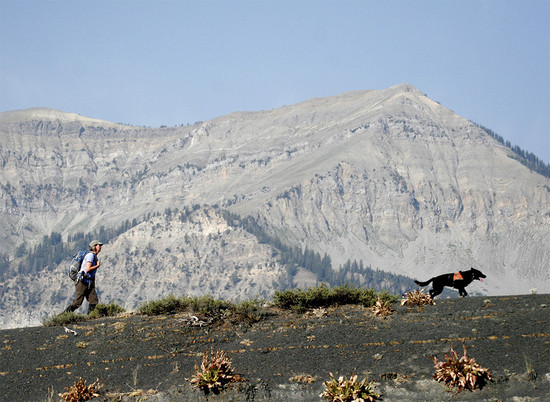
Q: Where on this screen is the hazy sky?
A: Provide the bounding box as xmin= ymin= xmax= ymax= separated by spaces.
xmin=1 ymin=0 xmax=549 ymax=162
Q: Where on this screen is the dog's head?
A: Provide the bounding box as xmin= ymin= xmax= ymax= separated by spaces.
xmin=470 ymin=267 xmax=486 ymax=281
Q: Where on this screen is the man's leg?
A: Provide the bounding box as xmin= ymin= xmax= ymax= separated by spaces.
xmin=87 ymin=285 xmax=99 ymax=315
xmin=65 ymin=281 xmax=88 ymax=312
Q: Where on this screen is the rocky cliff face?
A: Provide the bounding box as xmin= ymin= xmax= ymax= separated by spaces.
xmin=1 ymin=84 xmax=549 ymax=328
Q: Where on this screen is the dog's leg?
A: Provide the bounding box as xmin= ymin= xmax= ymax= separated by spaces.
xmin=430 ymin=286 xmax=443 ymax=298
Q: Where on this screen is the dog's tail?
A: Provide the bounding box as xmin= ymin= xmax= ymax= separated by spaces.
xmin=414 ymin=279 xmax=432 ymax=287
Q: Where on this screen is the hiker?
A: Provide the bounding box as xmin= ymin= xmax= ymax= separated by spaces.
xmin=64 ymin=240 xmax=103 ymax=314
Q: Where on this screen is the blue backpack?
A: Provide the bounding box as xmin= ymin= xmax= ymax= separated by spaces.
xmin=68 ymin=250 xmax=88 ymax=281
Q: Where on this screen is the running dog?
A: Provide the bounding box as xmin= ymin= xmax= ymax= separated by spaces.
xmin=414 ymin=268 xmax=486 ymax=298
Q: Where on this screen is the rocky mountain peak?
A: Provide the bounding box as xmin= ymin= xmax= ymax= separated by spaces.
xmin=0 ymin=85 xmax=548 ymax=329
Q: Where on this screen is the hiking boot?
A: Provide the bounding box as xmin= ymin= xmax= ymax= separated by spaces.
xmin=64 ymin=305 xmax=76 ymax=313
xmin=87 ymin=304 xmax=97 ymax=315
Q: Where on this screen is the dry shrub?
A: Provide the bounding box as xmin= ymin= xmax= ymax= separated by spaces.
xmin=401 ymin=289 xmax=435 ymax=306
xmin=189 ymin=348 xmax=245 ymax=393
xmin=431 ymin=342 xmax=492 ymax=392
xmin=60 ymin=378 xmax=101 ymax=401
xmin=371 ymin=297 xmax=393 ymax=317
xmin=305 ymin=307 xmax=328 ymax=318
xmin=320 ymin=373 xmax=379 ymax=401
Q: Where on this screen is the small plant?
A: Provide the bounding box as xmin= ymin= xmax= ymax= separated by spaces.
xmin=401 ymin=289 xmax=435 ymax=306
xmin=431 ymin=342 xmax=491 ymax=392
xmin=320 ymin=373 xmax=379 ymax=401
xmin=45 ymin=386 xmax=55 ymax=402
xmin=371 ymin=297 xmax=393 ymax=317
xmin=60 ymin=377 xmax=101 ymax=401
xmin=524 ymin=355 xmax=537 ymax=381
xmin=88 ymin=302 xmax=125 ymax=319
xmin=189 ymin=348 xmax=245 ymax=393
xmin=310 ymin=307 xmax=328 ymax=318
xmin=290 ymin=374 xmax=316 ymax=384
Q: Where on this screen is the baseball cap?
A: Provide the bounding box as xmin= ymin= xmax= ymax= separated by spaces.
xmin=89 ymin=240 xmax=104 ymax=248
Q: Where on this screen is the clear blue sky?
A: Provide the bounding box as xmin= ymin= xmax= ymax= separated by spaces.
xmin=1 ymin=0 xmax=549 ymax=162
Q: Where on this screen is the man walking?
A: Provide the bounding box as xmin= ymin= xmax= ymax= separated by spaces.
xmin=64 ymin=240 xmax=103 ymax=314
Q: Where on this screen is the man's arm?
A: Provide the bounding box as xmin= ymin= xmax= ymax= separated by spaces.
xmin=85 ymin=259 xmax=100 ymax=272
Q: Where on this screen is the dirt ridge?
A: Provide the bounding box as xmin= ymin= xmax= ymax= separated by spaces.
xmin=1 ymin=294 xmax=549 ymax=401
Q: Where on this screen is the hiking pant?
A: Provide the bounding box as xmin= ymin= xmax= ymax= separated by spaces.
xmin=66 ymin=280 xmax=98 ymax=314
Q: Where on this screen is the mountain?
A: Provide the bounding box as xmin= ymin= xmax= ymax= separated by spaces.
xmin=1 ymin=84 xmax=549 ymax=328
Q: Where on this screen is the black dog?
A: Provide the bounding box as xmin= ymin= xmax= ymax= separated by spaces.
xmin=414 ymin=268 xmax=486 ymax=298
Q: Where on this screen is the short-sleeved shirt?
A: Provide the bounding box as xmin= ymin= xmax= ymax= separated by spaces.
xmin=80 ymin=252 xmax=98 ymax=280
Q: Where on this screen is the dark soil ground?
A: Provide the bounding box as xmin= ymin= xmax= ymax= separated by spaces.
xmin=1 ymin=294 xmax=549 ymax=401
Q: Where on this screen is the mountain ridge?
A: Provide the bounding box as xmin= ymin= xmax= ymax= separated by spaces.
xmin=0 ymin=84 xmax=549 ymax=328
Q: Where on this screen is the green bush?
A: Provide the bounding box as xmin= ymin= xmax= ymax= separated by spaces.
xmin=43 ymin=311 xmax=88 ymax=327
xmin=273 ymin=284 xmax=397 ymax=312
xmin=43 ymin=303 xmax=125 ymax=326
xmin=138 ymin=295 xmax=231 ymax=317
xmin=137 ymin=295 xmax=266 ymax=325
xmin=272 ymin=287 xmax=305 ymax=311
xmin=137 ymin=294 xmax=190 ymax=316
xmin=88 ymin=302 xmax=125 ymax=319
xmin=137 ymin=285 xmax=397 ymax=322
xmin=233 ymin=298 xmax=267 ymax=323
xmin=189 ymin=295 xmax=233 ymax=318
